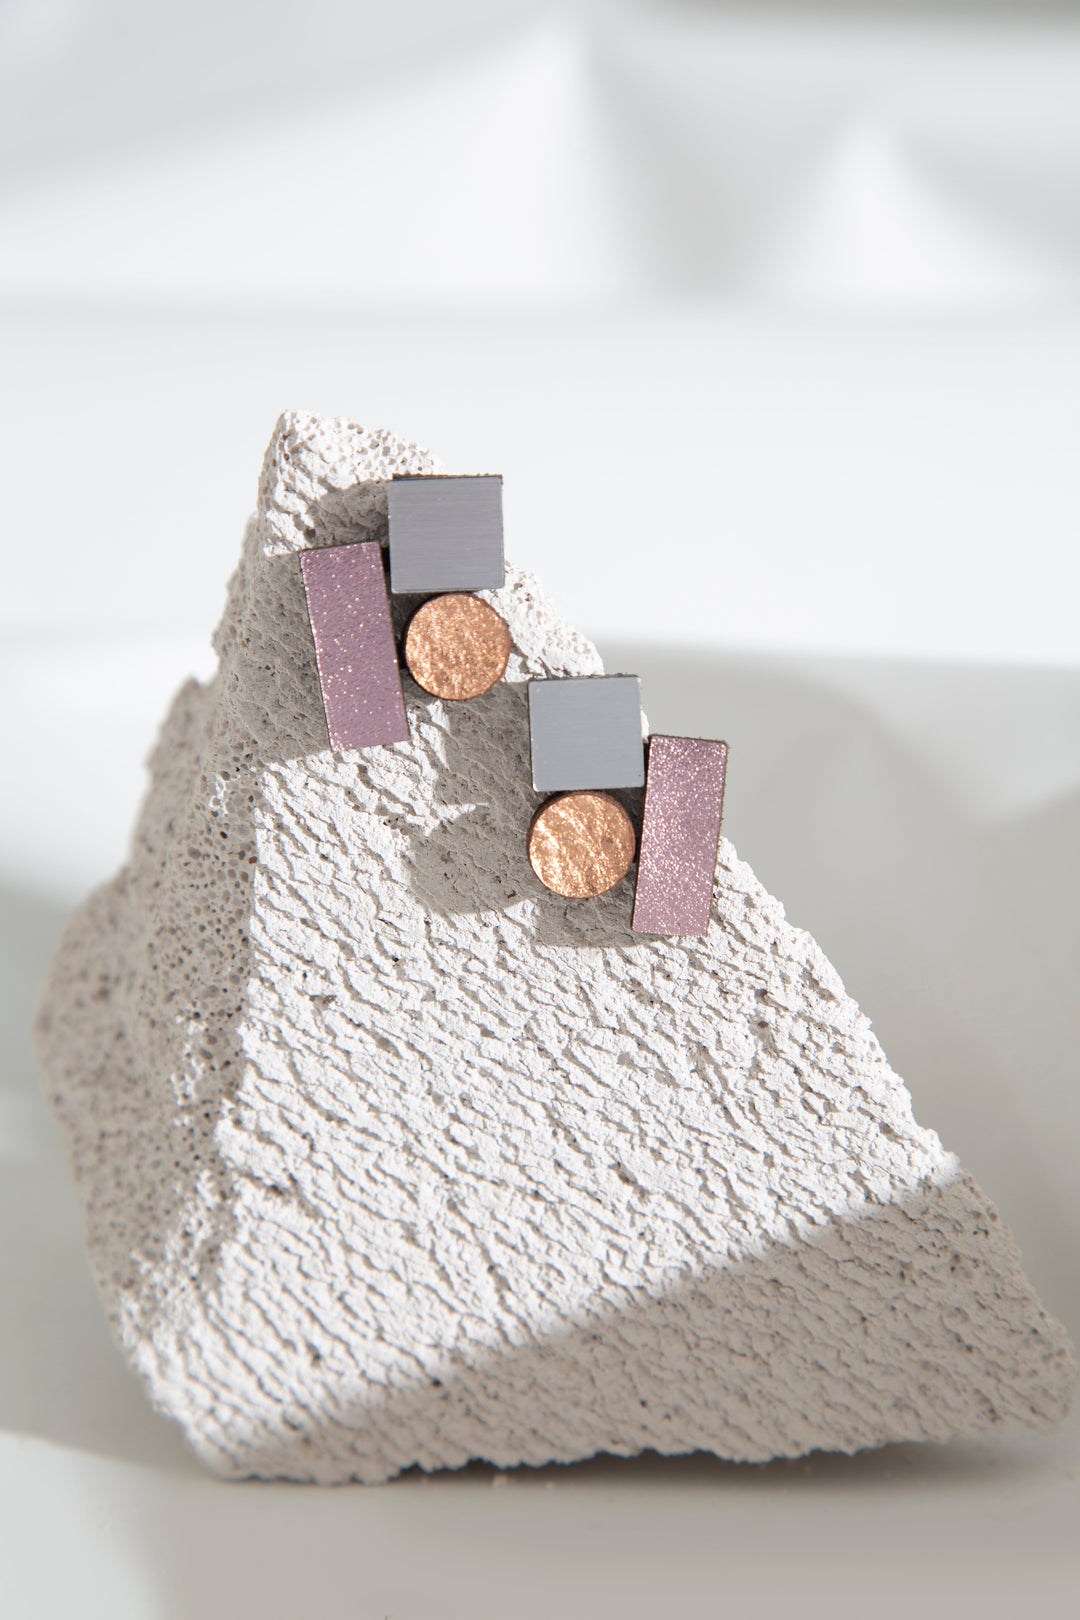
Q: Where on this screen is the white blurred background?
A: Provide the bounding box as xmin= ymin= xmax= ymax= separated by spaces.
xmin=1 ymin=4 xmax=1079 ymax=1617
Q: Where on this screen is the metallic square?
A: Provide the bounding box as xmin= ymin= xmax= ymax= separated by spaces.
xmin=632 ymin=736 xmax=727 ymax=937
xmin=388 ymin=475 xmax=504 ymax=594
xmin=300 ymin=541 xmax=409 ymax=751
xmin=528 ymin=676 xmax=645 ymax=792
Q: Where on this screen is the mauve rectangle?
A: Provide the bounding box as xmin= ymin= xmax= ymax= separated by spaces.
xmin=300 ymin=542 xmax=409 ymax=751
xmin=632 ymin=736 xmax=728 ymax=937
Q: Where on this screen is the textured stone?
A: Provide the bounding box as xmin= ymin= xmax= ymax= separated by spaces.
xmin=34 ymin=410 xmax=1076 ymax=1483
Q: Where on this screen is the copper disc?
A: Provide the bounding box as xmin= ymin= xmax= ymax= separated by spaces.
xmin=403 ymin=594 xmax=511 ymax=701
xmin=527 ymin=792 xmax=636 ymax=899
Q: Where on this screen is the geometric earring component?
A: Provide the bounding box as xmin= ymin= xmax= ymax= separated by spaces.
xmin=527 ymin=791 xmax=636 ymax=898
xmin=299 ymin=541 xmax=409 ymax=751
xmin=631 ymin=735 xmax=728 ymax=937
xmin=388 ymin=475 xmax=504 ymax=594
xmin=403 ymin=593 xmax=512 ymax=700
xmin=527 ymin=676 xmax=645 ymax=793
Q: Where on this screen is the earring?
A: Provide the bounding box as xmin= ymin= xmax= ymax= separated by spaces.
xmin=631 ymin=736 xmax=728 ymax=938
xmin=389 ymin=475 xmax=512 ymax=701
xmin=403 ymin=594 xmax=511 ymax=701
xmin=526 ymin=676 xmax=644 ymax=899
xmin=528 ymin=792 xmax=637 ymax=900
xmin=299 ymin=541 xmax=408 ymax=751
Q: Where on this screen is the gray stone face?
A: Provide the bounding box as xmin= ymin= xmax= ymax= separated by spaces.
xmin=388 ymin=473 xmax=504 ymax=593
xmin=528 ymin=675 xmax=645 ymax=791
xmin=33 ymin=410 xmax=1077 ymax=1484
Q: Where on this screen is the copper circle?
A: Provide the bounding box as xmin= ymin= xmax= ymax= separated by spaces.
xmin=403 ymin=594 xmax=512 ymax=701
xmin=527 ymin=792 xmax=636 ymax=899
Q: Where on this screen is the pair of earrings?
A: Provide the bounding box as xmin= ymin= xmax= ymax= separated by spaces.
xmin=299 ymin=475 xmax=727 ymax=937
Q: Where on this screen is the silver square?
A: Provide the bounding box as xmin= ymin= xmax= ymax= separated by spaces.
xmin=528 ymin=676 xmax=645 ymax=792
xmin=388 ymin=475 xmax=504 ymax=594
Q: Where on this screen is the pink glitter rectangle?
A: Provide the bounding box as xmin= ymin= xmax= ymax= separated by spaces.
xmin=300 ymin=542 xmax=409 ymax=751
xmin=632 ymin=736 xmax=728 ymax=937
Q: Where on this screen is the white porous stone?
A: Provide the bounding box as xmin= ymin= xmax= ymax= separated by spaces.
xmin=35 ymin=411 xmax=1076 ymax=1482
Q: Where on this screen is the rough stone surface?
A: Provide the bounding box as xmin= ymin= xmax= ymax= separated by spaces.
xmin=34 ymin=411 xmax=1077 ymax=1483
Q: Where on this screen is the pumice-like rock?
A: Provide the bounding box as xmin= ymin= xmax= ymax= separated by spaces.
xmin=35 ymin=411 xmax=1076 ymax=1482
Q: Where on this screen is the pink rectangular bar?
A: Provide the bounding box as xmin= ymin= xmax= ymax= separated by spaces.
xmin=299 ymin=542 xmax=409 ymax=751
xmin=632 ymin=736 xmax=728 ymax=937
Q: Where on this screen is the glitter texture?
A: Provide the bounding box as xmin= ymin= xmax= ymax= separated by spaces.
xmin=403 ymin=593 xmax=511 ymax=700
xmin=527 ymin=792 xmax=636 ymax=898
xmin=300 ymin=542 xmax=409 ymax=750
xmin=631 ymin=736 xmax=728 ymax=936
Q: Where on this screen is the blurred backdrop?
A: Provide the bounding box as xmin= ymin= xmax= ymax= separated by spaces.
xmin=1 ymin=5 xmax=1079 ymax=1617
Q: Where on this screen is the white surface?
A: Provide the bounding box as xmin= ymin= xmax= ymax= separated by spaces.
xmin=5 ymin=4 xmax=1080 ymax=314
xmin=1 ymin=0 xmax=1078 ymax=1613
xmin=4 ymin=307 xmax=1080 ymax=677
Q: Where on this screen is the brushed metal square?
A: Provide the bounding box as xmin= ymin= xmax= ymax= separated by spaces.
xmin=528 ymin=676 xmax=645 ymax=792
xmin=388 ymin=475 xmax=504 ymax=594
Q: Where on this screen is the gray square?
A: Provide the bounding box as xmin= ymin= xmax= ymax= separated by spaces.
xmin=388 ymin=475 xmax=504 ymax=594
xmin=528 ymin=676 xmax=645 ymax=792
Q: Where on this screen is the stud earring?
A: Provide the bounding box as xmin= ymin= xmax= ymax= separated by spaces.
xmin=389 ymin=475 xmax=512 ymax=701
xmin=527 ymin=792 xmax=637 ymax=900
xmin=526 ymin=676 xmax=644 ymax=898
xmin=403 ymin=594 xmax=511 ymax=701
xmin=299 ymin=541 xmax=408 ymax=751
xmin=632 ymin=736 xmax=728 ymax=937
